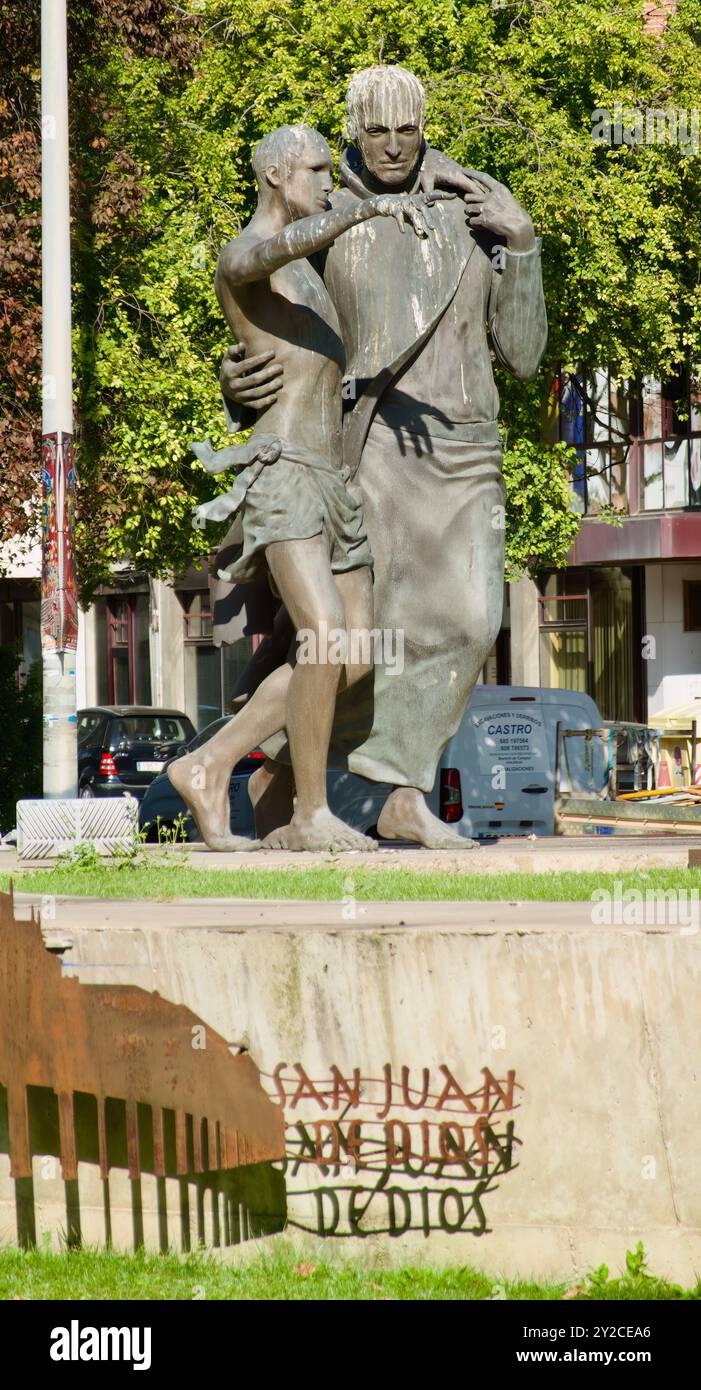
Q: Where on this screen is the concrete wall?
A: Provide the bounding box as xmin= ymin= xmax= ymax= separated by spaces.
xmin=645 ymin=562 xmax=701 ymax=713
xmin=6 ymin=910 xmax=698 ymax=1282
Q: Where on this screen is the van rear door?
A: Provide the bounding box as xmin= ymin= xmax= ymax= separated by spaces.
xmin=433 ymin=686 xmax=604 ymax=838
xmin=462 ymin=692 xmax=551 ymax=837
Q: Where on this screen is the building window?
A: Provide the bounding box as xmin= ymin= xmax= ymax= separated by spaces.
xmin=182 ymin=591 xmax=221 ymax=732
xmin=557 ymin=369 xmax=629 ymax=516
xmin=182 ymin=592 xmax=213 ymax=641
xmin=638 ymin=368 xmax=701 ymax=511
xmin=555 ymin=365 xmax=701 ymax=516
xmin=539 ymin=567 xmax=645 ymax=723
xmin=539 ymin=572 xmax=589 ymax=696
xmin=105 ymin=595 xmax=152 ymax=706
xmin=180 ymin=590 xmax=255 ymax=731
xmin=683 ymin=581 xmax=701 ymax=632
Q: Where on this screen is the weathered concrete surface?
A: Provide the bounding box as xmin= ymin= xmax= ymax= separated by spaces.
xmin=6 ymin=893 xmax=696 ymax=933
xmin=3 ymin=832 xmax=701 ymax=875
xmin=6 ymin=893 xmax=699 ymax=1283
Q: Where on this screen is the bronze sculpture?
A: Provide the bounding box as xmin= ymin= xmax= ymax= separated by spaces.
xmin=169 ymin=123 xmax=436 ymax=849
xmin=220 ymin=64 xmax=548 ymax=850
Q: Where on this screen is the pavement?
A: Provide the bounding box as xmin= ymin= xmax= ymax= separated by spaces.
xmin=2 ymin=832 xmax=701 ymax=876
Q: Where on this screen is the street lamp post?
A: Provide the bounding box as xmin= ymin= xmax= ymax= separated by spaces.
xmin=41 ymin=0 xmax=78 ymax=797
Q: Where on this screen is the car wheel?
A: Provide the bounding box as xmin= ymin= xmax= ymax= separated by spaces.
xmin=79 ymin=782 xmax=95 ymax=799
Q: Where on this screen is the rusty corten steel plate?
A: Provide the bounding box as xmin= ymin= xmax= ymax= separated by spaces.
xmin=0 ymin=889 xmax=285 ymax=1181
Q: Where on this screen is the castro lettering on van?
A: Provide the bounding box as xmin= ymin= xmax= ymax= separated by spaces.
xmin=486 ymin=723 xmax=533 ymax=736
xmin=473 ymin=709 xmax=546 ymax=777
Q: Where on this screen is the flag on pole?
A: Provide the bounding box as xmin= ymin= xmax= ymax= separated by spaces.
xmin=41 ymin=432 xmax=78 ymax=653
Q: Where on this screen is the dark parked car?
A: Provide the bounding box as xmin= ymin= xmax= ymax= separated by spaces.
xmin=139 ymin=715 xmax=262 ymax=840
xmin=77 ymin=706 xmax=196 ymax=802
xmin=139 ymin=714 xmax=397 ymax=843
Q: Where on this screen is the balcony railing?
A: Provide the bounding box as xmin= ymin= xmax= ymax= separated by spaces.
xmin=557 ymin=368 xmax=701 ymax=519
xmin=571 ymin=435 xmax=701 ymax=517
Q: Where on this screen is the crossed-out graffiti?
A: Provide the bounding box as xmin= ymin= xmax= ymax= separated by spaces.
xmin=266 ymin=1063 xmax=521 ymax=1238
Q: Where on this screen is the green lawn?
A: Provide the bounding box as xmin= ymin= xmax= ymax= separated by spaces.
xmin=1 ymin=1242 xmax=697 ymax=1301
xmin=3 ymin=862 xmax=701 ymax=902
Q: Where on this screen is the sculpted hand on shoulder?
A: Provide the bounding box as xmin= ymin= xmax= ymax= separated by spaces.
xmin=420 ymin=148 xmax=536 ymax=252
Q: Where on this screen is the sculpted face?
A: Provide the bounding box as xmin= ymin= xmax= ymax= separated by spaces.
xmin=279 ymin=133 xmax=334 ymax=219
xmin=354 ymin=84 xmax=424 ymax=187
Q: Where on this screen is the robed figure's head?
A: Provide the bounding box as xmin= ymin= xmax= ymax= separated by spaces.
xmin=345 ymin=65 xmax=426 ymax=189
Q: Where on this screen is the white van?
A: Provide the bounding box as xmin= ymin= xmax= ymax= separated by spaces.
xmin=327 ymin=685 xmax=605 ymax=840
xmin=429 ymin=685 xmax=605 ymax=839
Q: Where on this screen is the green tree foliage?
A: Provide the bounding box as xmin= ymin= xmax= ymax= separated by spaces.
xmin=0 ymin=2 xmax=43 ymax=559
xmin=4 ymin=0 xmax=701 ymax=591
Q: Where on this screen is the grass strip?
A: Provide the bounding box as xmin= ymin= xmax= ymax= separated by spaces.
xmin=3 ymin=864 xmax=701 ymax=902
xmin=1 ymin=1243 xmax=697 ymax=1301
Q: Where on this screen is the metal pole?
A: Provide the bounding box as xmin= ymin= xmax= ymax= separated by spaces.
xmin=41 ymin=0 xmax=78 ymax=797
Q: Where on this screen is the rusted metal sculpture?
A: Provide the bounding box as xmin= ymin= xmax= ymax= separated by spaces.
xmin=0 ymin=889 xmax=284 ymax=1244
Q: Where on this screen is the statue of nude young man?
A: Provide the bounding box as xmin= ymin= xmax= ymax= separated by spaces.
xmin=167 ymin=123 xmax=435 ymax=851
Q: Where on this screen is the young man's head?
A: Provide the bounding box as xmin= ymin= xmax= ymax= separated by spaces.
xmin=345 ymin=65 xmax=425 ymax=187
xmin=252 ymin=124 xmax=334 ymax=219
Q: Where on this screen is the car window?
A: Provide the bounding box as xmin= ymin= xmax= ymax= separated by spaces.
xmin=77 ymin=714 xmax=107 ymax=746
xmin=188 ymin=716 xmax=233 ymax=751
xmin=112 ymin=715 xmax=193 ymax=745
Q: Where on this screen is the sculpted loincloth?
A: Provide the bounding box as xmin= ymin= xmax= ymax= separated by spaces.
xmin=193 ymin=435 xmax=373 ymax=590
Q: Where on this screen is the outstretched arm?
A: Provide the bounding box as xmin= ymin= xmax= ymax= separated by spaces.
xmin=220 ymin=193 xmax=435 ymax=288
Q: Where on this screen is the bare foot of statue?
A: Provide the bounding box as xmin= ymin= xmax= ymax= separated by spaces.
xmin=263 ymin=807 xmax=378 ymax=852
xmin=248 ymin=759 xmax=295 ymax=838
xmin=377 ymin=786 xmax=476 ymax=849
xmin=166 ymin=753 xmax=260 ymax=852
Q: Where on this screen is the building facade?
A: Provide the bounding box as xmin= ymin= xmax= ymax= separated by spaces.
xmin=0 ymin=541 xmax=254 ymax=733
xmin=80 ymin=565 xmax=254 ymax=730
xmin=508 ymin=367 xmax=701 ymax=722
